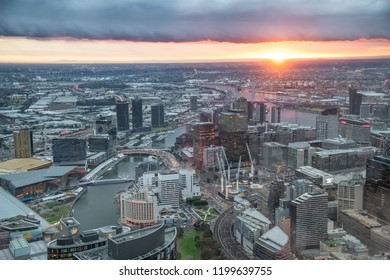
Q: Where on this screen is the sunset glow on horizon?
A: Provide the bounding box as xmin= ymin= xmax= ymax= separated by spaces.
xmin=1 ymin=37 xmax=390 ymax=64
xmin=1 ymin=0 xmax=390 ymax=64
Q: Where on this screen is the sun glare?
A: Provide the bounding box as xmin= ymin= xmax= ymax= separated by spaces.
xmin=267 ymin=52 xmax=289 ymax=63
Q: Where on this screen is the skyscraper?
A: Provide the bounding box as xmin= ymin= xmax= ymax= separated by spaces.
xmin=132 ymin=98 xmax=143 ymax=131
xmin=262 ymin=142 xmax=287 ymax=172
xmin=349 ymin=87 xmax=363 ymax=115
xmin=315 ymin=108 xmax=338 ymax=140
xmin=339 ymin=118 xmax=371 ymax=146
xmin=271 ymin=106 xmax=281 ymax=123
xmin=255 ymin=102 xmax=267 ymax=123
xmin=151 ymin=103 xmax=164 ymax=127
xmin=233 ymin=97 xmax=250 ymax=120
xmin=287 ymin=142 xmax=315 ymax=169
xmin=193 ymin=122 xmax=217 ymax=169
xmin=290 ymin=191 xmax=328 ymax=255
xmin=158 ymin=171 xmax=181 ymax=209
xmin=13 ymin=129 xmax=33 ymax=158
xmin=190 ymin=95 xmax=197 ymax=111
xmin=337 ymin=174 xmax=364 ymax=223
xmin=364 ymin=156 xmax=390 ymax=224
xmin=359 ymin=104 xmax=371 ymax=118
xmin=218 ymin=109 xmax=248 ymax=163
xmin=52 ymin=138 xmax=87 ymax=164
xmin=116 ymin=101 xmax=129 ymax=131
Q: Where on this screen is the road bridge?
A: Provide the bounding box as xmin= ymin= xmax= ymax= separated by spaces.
xmin=117 ymin=148 xmax=179 ymax=169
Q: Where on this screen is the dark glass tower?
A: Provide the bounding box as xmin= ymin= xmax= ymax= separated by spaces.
xmin=193 ymin=122 xmax=217 ymax=169
xmin=255 ymin=102 xmax=267 ymax=123
xmin=132 ymin=98 xmax=143 ymax=131
xmin=151 ymin=103 xmax=164 ymax=127
xmin=190 ymin=95 xmax=198 ymax=111
xmin=349 ymin=87 xmax=363 ymax=115
xmin=364 ymin=156 xmax=390 ymax=224
xmin=116 ymin=101 xmax=129 ymax=131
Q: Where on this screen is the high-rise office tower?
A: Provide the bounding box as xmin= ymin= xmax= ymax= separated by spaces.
xmin=132 ymin=98 xmax=143 ymax=131
xmin=268 ymin=180 xmax=286 ymax=224
xmin=339 ymin=118 xmax=371 ymax=146
xmin=13 ymin=129 xmax=33 ymax=158
xmin=255 ymin=102 xmax=267 ymax=123
xmin=247 ymin=101 xmax=254 ymax=120
xmin=290 ymin=191 xmax=328 ymax=255
xmin=202 ymin=146 xmax=224 ymax=172
xmin=262 ymin=142 xmax=287 ymax=172
xmin=116 ymin=101 xmax=129 ymax=131
xmin=364 ymin=156 xmax=390 ymax=224
xmin=359 ymin=104 xmax=371 ymax=119
xmin=337 ymin=174 xmax=364 ymax=223
xmin=233 ymin=97 xmax=249 ymax=120
xmin=199 ymin=109 xmax=213 ymax=123
xmin=190 ymin=95 xmax=198 ymax=111
xmin=287 ymin=142 xmax=315 ymax=169
xmin=349 ymin=87 xmax=363 ymax=115
xmin=151 ymin=103 xmax=164 ymax=128
xmin=95 ymin=114 xmax=114 ymax=135
xmin=218 ymin=109 xmax=248 ymax=163
xmin=384 ymin=138 xmax=390 ymax=158
xmin=88 ymin=135 xmax=112 ymax=155
xmin=271 ymin=107 xmax=281 ymax=123
xmin=52 ymin=138 xmax=87 ymax=163
xmin=179 ymin=169 xmax=200 ymax=198
xmin=193 ymin=122 xmax=217 ymax=169
xmin=316 ymin=108 xmax=338 ymax=140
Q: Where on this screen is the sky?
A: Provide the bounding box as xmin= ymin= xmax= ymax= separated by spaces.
xmin=0 ymin=0 xmax=390 ymax=63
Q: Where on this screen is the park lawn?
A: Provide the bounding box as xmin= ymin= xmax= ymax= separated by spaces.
xmin=177 ymin=229 xmax=201 ymax=260
xmin=43 ymin=204 xmax=71 ymax=224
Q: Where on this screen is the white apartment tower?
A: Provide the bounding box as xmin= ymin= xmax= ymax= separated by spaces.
xmin=158 ymin=171 xmax=181 ymax=209
xmin=179 ymin=169 xmax=200 ymax=199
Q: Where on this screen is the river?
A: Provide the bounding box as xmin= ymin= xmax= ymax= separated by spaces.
xmin=72 ymin=126 xmax=187 ymax=231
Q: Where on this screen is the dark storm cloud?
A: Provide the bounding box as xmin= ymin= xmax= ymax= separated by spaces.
xmin=0 ymin=0 xmax=390 ymax=42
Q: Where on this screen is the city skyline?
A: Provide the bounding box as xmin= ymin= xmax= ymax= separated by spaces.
xmin=1 ymin=0 xmax=390 ymax=63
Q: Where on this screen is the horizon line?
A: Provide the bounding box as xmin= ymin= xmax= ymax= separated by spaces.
xmin=1 ymin=55 xmax=390 ymax=65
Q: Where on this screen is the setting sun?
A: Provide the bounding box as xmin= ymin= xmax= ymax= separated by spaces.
xmin=267 ymin=52 xmax=289 ymax=63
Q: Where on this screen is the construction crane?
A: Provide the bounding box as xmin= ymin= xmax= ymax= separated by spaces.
xmin=216 ymin=152 xmax=226 ymax=194
xmin=246 ymin=142 xmax=254 ymax=178
xmin=222 ymin=147 xmax=231 ymax=182
xmin=236 ymin=156 xmax=241 ymax=192
xmin=222 ymin=147 xmax=232 ymax=199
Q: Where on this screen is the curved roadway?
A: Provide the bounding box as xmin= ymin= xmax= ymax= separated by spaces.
xmin=213 ymin=205 xmax=249 ymax=260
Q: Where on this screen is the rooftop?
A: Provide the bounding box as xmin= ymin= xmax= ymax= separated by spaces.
xmin=296 ymin=166 xmax=333 ymax=178
xmin=242 ymin=208 xmax=271 ymax=225
xmin=341 ymin=209 xmax=382 ymax=228
xmin=0 ymin=188 xmax=53 ymax=231
xmin=258 ymin=226 xmax=289 ymax=250
xmin=111 ymin=223 xmax=163 ymax=244
xmin=74 ymin=226 xmax=176 ymax=260
xmin=0 ymin=165 xmax=77 ymax=190
xmin=0 ymin=158 xmax=52 ymax=174
xmin=0 ymin=240 xmax=47 ymax=260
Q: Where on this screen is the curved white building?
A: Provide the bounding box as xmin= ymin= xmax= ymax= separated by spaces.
xmin=120 ymin=187 xmax=158 ymax=227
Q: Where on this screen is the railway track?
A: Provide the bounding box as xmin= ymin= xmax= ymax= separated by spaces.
xmin=214 ymin=206 xmax=248 ymax=260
